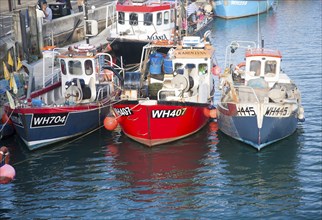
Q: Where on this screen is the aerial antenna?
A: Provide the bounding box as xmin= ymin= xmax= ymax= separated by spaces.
xmin=257 ymin=1 xmax=260 ymax=48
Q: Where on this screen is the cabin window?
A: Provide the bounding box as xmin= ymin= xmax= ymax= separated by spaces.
xmin=118 ymin=12 xmax=125 ymax=24
xmin=250 ymin=60 xmax=261 ymax=76
xmin=264 ymin=60 xmax=277 ymax=77
xmin=164 ymin=11 xmax=169 ymax=24
xmin=68 ymin=60 xmax=82 ymax=75
xmin=85 ymin=60 xmax=93 ymax=75
xmin=198 ymin=63 xmax=208 ymax=75
xmin=144 ymin=13 xmax=153 ymax=26
xmin=171 ymin=9 xmax=175 ymax=22
xmin=60 ymin=59 xmax=66 ymax=75
xmin=174 ymin=63 xmax=184 ymax=75
xmin=129 ymin=13 xmax=138 ymax=26
xmin=157 ymin=12 xmax=162 ymax=25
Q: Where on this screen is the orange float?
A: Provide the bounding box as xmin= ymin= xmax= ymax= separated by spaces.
xmin=104 ymin=116 xmax=118 ymax=131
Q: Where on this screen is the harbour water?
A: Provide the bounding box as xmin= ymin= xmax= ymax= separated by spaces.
xmin=1 ymin=0 xmax=321 ymax=219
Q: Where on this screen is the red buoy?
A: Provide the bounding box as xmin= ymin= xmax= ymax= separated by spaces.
xmin=104 ymin=116 xmax=118 ymax=131
xmin=0 ymin=146 xmax=15 ymax=184
xmin=0 ymin=164 xmax=16 ymax=184
xmin=209 ymin=109 xmax=217 ymax=119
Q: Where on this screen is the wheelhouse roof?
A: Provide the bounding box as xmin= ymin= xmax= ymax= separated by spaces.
xmin=245 ymin=48 xmax=282 ymax=58
xmin=116 ymin=2 xmax=175 ymax=13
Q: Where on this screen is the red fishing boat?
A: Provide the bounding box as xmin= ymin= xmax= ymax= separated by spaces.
xmin=111 ymin=33 xmax=218 ymax=146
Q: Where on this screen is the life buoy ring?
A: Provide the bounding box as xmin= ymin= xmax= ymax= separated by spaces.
xmin=235 ymin=62 xmax=246 ymax=71
xmin=101 ymin=69 xmax=114 ymax=81
xmin=42 ymin=46 xmax=56 ymax=51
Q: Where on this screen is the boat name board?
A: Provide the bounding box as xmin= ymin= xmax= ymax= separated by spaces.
xmin=114 ymin=107 xmax=133 ymax=116
xmin=147 ymin=33 xmax=168 ymax=41
xmin=151 ymin=108 xmax=187 ymax=118
xmin=235 ymin=104 xmax=291 ymax=117
xmin=31 ymin=113 xmax=69 ymax=128
xmin=175 ymin=50 xmax=211 ymax=58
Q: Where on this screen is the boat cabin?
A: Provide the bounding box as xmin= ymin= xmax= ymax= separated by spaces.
xmin=56 ymin=45 xmax=118 ymax=104
xmin=122 ymin=36 xmax=215 ymax=103
xmin=114 ymin=0 xmax=178 ymax=41
xmin=244 ymin=48 xmax=284 ymax=88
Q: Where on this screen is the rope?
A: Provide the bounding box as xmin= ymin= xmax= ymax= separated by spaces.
xmin=12 ymin=125 xmax=104 ymax=166
xmin=0 ymin=108 xmax=15 ymax=134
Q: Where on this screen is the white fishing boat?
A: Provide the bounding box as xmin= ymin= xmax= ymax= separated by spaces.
xmin=217 ymin=40 xmax=305 ymax=150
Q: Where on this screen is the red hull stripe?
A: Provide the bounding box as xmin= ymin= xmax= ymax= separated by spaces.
xmin=116 ymin=4 xmax=173 ymax=13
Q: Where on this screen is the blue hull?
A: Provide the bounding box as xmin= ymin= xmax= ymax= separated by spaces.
xmin=217 ymin=110 xmax=298 ymax=150
xmin=0 ymin=123 xmax=15 ymax=139
xmin=214 ymin=0 xmax=275 ymax=19
xmin=11 ymin=107 xmax=109 ymax=150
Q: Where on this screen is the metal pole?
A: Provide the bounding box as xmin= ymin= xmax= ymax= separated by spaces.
xmin=84 ymin=0 xmax=89 ymax=44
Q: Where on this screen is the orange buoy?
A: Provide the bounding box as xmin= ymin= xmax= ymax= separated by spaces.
xmin=208 ymin=121 xmax=218 ymax=132
xmin=203 ymin=108 xmax=210 ymax=118
xmin=212 ymin=65 xmax=221 ymax=76
xmin=104 ymin=116 xmax=118 ymax=131
xmin=0 ymin=146 xmax=15 ymax=184
xmin=0 ymin=164 xmax=16 ymax=184
xmin=209 ymin=109 xmax=217 ymax=119
xmin=1 ymin=113 xmax=12 ymax=125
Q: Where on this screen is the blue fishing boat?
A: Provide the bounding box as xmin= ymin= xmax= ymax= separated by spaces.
xmin=3 ymin=45 xmax=124 ymax=150
xmin=213 ymin=0 xmax=276 ymax=19
xmin=217 ymin=41 xmax=305 ymax=150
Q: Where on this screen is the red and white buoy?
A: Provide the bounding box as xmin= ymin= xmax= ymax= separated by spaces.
xmin=104 ymin=116 xmax=118 ymax=131
xmin=0 ymin=146 xmax=15 ymax=184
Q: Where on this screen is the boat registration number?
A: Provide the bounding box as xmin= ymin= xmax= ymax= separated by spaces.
xmin=152 ymin=108 xmax=187 ymax=119
xmin=114 ymin=107 xmax=133 ymax=116
xmin=31 ymin=113 xmax=69 ymax=128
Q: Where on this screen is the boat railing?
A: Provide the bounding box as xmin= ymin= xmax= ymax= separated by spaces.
xmin=96 ymin=84 xmax=111 ymax=101
xmin=105 ymin=2 xmax=117 ymax=29
xmin=221 ymin=84 xmax=261 ymax=104
xmin=41 ymin=48 xmax=65 ymax=89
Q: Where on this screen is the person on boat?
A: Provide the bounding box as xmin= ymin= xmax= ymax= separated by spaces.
xmin=77 ymin=0 xmax=84 ymax=12
xmin=187 ymin=0 xmax=199 ymax=17
xmin=41 ymin=1 xmax=53 ymax=22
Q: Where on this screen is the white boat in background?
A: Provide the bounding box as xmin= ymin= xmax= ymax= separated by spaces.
xmin=213 ymin=0 xmax=277 ymax=19
xmin=106 ymin=0 xmax=214 ymax=66
xmin=217 ymin=40 xmax=304 ymax=150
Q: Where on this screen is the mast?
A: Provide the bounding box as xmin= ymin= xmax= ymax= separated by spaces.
xmin=84 ymin=0 xmax=89 ymax=44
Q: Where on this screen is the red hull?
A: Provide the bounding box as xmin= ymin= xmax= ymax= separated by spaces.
xmin=113 ymin=101 xmax=209 ymax=146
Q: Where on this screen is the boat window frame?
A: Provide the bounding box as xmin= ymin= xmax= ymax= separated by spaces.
xmin=144 ymin=13 xmax=153 ymax=26
xmin=60 ymin=59 xmax=67 ymax=75
xmin=68 ymin=60 xmax=83 ymax=76
xmin=118 ymin=12 xmax=125 ymax=25
xmin=264 ymin=60 xmax=277 ymax=77
xmin=129 ymin=13 xmax=138 ymax=26
xmin=164 ymin=11 xmax=169 ymax=24
xmin=157 ymin=12 xmax=162 ymax=26
xmin=249 ymin=60 xmax=261 ymax=76
xmin=84 ymin=60 xmax=93 ymax=76
xmin=171 ymin=9 xmax=175 ymax=23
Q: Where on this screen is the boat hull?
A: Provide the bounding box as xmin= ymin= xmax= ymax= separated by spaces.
xmin=217 ymin=103 xmax=299 ymax=150
xmin=5 ymin=104 xmax=109 ymax=150
xmin=214 ymin=0 xmax=275 ymax=19
xmin=113 ymin=100 xmax=209 ymax=146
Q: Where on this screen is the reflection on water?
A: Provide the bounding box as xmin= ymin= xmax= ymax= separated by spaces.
xmin=104 ymin=125 xmax=216 ymax=209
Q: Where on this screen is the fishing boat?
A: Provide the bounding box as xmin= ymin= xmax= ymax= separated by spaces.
xmin=106 ymin=0 xmax=214 ymax=66
xmin=217 ymin=40 xmax=305 ymax=150
xmin=213 ymin=0 xmax=277 ymax=19
xmin=111 ymin=32 xmax=218 ymax=146
xmin=3 ymin=45 xmax=124 ymax=150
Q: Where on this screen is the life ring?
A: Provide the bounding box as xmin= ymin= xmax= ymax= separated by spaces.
xmin=235 ymin=62 xmax=246 ymax=71
xmin=101 ymin=69 xmax=114 ymax=81
xmin=42 ymin=46 xmax=56 ymax=51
